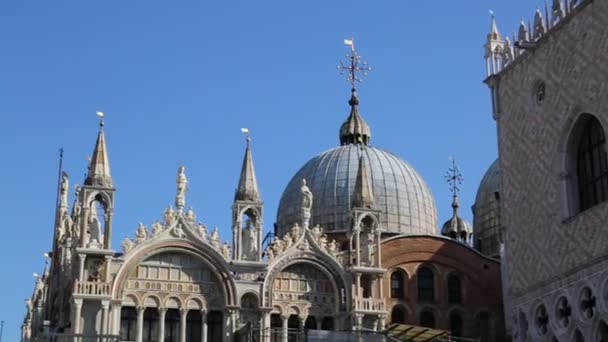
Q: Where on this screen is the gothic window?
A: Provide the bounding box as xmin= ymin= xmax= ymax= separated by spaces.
xmin=119 ymin=307 xmax=137 ymax=341
xmin=447 ymin=274 xmax=462 ymax=304
xmin=391 ymin=305 xmax=406 ymax=324
xmin=579 ymin=287 xmax=596 ymax=319
xmin=575 ymin=116 xmax=608 ymax=212
xmin=420 ymin=310 xmax=435 ymax=328
xmin=391 ymin=270 xmax=406 ymax=299
xmin=450 ymin=312 xmax=463 ymax=337
xmin=417 ymin=266 xmax=434 ymax=301
xmin=534 ymin=305 xmax=549 ymax=335
xmin=555 ymin=296 xmax=571 ymax=328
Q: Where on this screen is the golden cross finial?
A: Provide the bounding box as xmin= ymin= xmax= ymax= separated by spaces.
xmin=337 ymin=38 xmax=372 ymax=90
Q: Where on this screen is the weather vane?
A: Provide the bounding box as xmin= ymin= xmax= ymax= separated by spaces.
xmin=337 ymin=38 xmax=372 ymax=90
xmin=445 ymin=157 xmax=463 ymax=196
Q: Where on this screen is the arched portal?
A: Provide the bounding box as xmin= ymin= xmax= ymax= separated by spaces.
xmin=269 ymin=262 xmax=340 ymax=321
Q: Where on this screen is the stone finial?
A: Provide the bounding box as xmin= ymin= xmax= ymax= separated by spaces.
xmin=503 ymin=38 xmax=514 ymax=65
xmin=175 ymin=166 xmax=188 ymax=212
xmin=121 ymin=238 xmax=134 ymax=254
xmin=152 ymin=221 xmax=163 ymax=236
xmin=135 ymin=223 xmax=148 ymax=243
xmin=518 ymin=21 xmax=529 ymax=42
xmin=553 ymin=0 xmax=565 ymax=23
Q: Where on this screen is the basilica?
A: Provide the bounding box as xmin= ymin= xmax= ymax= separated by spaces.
xmin=24 ymin=1 xmax=608 ymax=342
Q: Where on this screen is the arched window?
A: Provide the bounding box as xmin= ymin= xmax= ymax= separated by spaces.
xmin=417 ymin=267 xmax=434 ymax=301
xmin=391 ymin=270 xmax=405 ymax=299
xmin=450 ymin=312 xmax=463 ymax=337
xmin=576 ymin=116 xmax=608 ymax=211
xmin=447 ymin=274 xmax=462 ymax=304
xmin=420 ymin=310 xmax=435 ymax=328
xmin=391 ymin=305 xmax=406 ymax=324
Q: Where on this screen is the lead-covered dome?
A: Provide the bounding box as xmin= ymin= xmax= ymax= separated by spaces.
xmin=276 ymin=90 xmax=437 ymax=236
xmin=472 ymin=159 xmax=502 ymax=258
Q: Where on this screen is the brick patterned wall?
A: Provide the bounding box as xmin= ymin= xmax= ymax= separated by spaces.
xmin=492 ymin=0 xmax=608 ymax=315
xmin=381 ymin=236 xmax=504 ymax=341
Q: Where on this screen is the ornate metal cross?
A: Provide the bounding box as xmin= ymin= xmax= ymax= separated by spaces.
xmin=445 ymin=158 xmax=464 ymax=195
xmin=337 ymin=39 xmax=372 ymax=89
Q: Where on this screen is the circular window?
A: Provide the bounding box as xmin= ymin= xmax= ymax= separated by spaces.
xmin=578 ymin=286 xmax=596 ymax=320
xmin=554 ymin=296 xmax=571 ymax=328
xmin=534 ymin=304 xmax=549 ymax=335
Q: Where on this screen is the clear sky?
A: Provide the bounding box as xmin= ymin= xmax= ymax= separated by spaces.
xmin=0 ymin=1 xmax=543 ymax=339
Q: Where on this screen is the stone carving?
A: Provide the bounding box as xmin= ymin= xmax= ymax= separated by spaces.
xmin=311 ymin=225 xmax=322 ymax=241
xmin=87 ymin=260 xmax=103 ymax=282
xmin=175 ymin=166 xmax=188 ymax=211
xmin=301 ymin=178 xmax=313 ymax=228
xmin=221 ymin=242 xmax=231 ymax=260
xmin=186 ymin=207 xmax=196 ymax=222
xmin=197 ymin=223 xmax=208 ymax=241
xmin=88 ymin=210 xmax=103 ymax=248
xmin=263 ymin=223 xmax=340 ymax=261
xmin=171 ymin=223 xmax=186 ymax=239
xmin=164 ymin=206 xmax=176 ymax=225
xmin=59 ymin=172 xmax=69 ymax=209
xmin=135 ymin=223 xmax=148 ymax=243
xmin=121 ymin=238 xmax=134 ymax=254
xmin=210 ymin=227 xmax=220 ymax=248
xmin=152 ymin=221 xmax=163 ymax=236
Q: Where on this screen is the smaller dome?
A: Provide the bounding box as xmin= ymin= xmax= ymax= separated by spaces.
xmin=441 ymin=197 xmax=472 ymax=243
xmin=473 ymin=159 xmax=502 ymax=258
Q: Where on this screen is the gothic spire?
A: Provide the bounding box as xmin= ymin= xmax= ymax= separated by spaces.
xmin=235 ymin=128 xmax=261 ymax=202
xmin=85 ymin=114 xmax=112 ymax=188
xmin=352 ymin=152 xmax=374 ymax=209
xmin=489 ymin=12 xmax=501 ymax=41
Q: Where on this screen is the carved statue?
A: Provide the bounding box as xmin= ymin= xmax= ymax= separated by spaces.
xmin=319 ymin=234 xmax=328 ymax=250
xmin=172 ymin=223 xmax=186 ymax=238
xmin=311 ymin=225 xmax=322 ymax=241
xmin=270 ymin=237 xmax=284 ymax=255
xmin=121 ymin=238 xmax=134 ymax=254
xmin=290 ymin=223 xmax=301 ymax=241
xmin=243 ymin=221 xmax=258 ymax=260
xmin=88 ymin=210 xmax=103 ymax=247
xmin=164 ymin=206 xmax=176 ymax=225
xmin=135 ymin=223 xmax=148 ymax=243
xmin=266 ymin=248 xmax=275 ymax=261
xmin=175 ymin=166 xmax=188 ymax=210
xmin=59 ymin=172 xmax=69 ymax=209
xmin=56 ymin=221 xmax=65 ymax=243
xmin=367 ymin=232 xmax=375 ymax=264
xmin=186 ymin=207 xmax=196 ymax=222
xmin=87 ymin=261 xmax=103 ymax=282
xmin=282 ymin=233 xmax=293 ymax=249
xmin=197 ymin=223 xmax=208 ymax=240
xmin=210 ymin=227 xmax=220 ymax=248
xmin=301 ymin=178 xmax=313 ymax=209
xmin=152 ymin=221 xmax=163 ymax=236
xmin=327 ymin=239 xmax=338 ymax=255
xmin=221 ymin=242 xmax=231 ymax=259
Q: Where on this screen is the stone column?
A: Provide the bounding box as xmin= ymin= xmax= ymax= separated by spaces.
xmin=376 ymin=230 xmax=382 ymax=267
xmin=379 ymin=315 xmax=386 ymax=331
xmin=260 ymin=311 xmax=269 ymax=342
xmin=104 ymin=256 xmax=112 ymax=282
xmin=180 ymin=308 xmax=188 ymax=342
xmin=78 ymin=254 xmax=86 ymax=282
xmin=354 ymin=313 xmax=363 ymax=331
xmin=281 ymin=315 xmax=288 ymax=342
xmin=110 ymin=301 xmax=122 ymax=336
xmin=355 ymin=273 xmax=361 ymax=297
xmin=316 ymin=316 xmax=322 ymax=330
xmin=158 ymin=308 xmax=167 ymax=342
xmin=101 ymin=300 xmax=110 ymax=335
xmin=201 ymin=310 xmax=208 ymax=342
xmin=104 ymin=209 xmax=114 ymax=249
xmin=299 ymin=316 xmax=306 ymax=334
xmin=72 ymin=299 xmax=83 ymax=334
xmin=136 ymin=306 xmax=145 ymax=342
xmin=354 ymin=227 xmax=361 ymax=266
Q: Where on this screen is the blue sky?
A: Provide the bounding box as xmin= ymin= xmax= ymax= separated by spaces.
xmin=0 ymin=1 xmax=542 ymax=339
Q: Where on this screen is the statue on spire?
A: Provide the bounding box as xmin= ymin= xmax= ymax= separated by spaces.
xmin=175 ymin=166 xmax=188 ymax=212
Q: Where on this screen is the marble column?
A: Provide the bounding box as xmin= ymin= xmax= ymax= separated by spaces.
xmin=78 ymin=254 xmax=86 ymax=282
xmin=101 ymin=300 xmax=110 ymax=335
xmin=299 ymin=317 xmax=306 ymax=334
xmin=110 ymin=302 xmax=122 ymax=336
xmin=355 ymin=227 xmax=361 ymax=266
xmin=281 ymin=316 xmax=288 ymax=342
xmin=72 ymin=299 xmax=83 ymax=334
xmin=201 ymin=310 xmax=208 ymax=342
xmin=158 ymin=308 xmax=167 ymax=342
xmin=316 ymin=317 xmax=322 ymax=330
xmin=180 ymin=308 xmax=188 ymax=342
xmin=136 ymin=307 xmax=145 ymax=342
